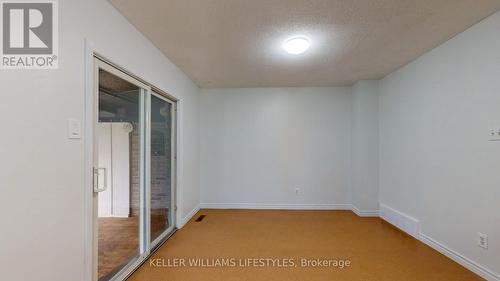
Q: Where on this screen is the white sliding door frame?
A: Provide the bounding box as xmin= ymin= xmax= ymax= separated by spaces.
xmin=83 ymin=43 xmax=179 ymax=281
xmin=150 ymin=91 xmax=177 ymax=249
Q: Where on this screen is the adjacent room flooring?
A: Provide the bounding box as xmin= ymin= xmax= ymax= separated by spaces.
xmin=98 ymin=211 xmax=169 ymax=280
xmin=98 ymin=217 xmax=139 ymax=280
xmin=127 ymin=209 xmax=482 ymax=281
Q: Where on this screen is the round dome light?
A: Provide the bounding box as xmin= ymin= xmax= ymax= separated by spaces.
xmin=282 ymin=37 xmax=310 ymax=55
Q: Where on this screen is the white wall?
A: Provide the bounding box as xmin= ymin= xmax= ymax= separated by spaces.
xmin=379 ymin=11 xmax=500 ymax=277
xmin=0 ymin=1 xmax=200 ymax=281
xmin=200 ymin=87 xmax=352 ymax=208
xmin=351 ymin=81 xmax=379 ymax=213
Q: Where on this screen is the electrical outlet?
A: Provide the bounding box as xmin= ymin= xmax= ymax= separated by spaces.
xmin=488 ymin=129 xmax=500 ymax=141
xmin=477 ymin=232 xmax=488 ymax=249
xmin=295 ymin=188 xmax=300 ymax=196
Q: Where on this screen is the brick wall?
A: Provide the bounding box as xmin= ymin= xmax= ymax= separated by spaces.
xmin=129 ymin=117 xmax=172 ymax=217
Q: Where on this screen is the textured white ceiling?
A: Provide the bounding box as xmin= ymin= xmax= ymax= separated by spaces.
xmin=110 ymin=0 xmax=500 ymax=88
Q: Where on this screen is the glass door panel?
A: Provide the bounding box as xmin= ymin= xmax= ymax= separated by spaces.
xmin=150 ymin=93 xmax=174 ymax=244
xmin=97 ymin=67 xmax=145 ymax=281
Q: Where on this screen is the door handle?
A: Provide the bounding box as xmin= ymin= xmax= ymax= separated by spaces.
xmin=93 ymin=167 xmax=107 ymax=193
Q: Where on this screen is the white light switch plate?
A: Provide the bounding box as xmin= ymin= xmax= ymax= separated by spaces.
xmin=68 ymin=118 xmax=81 ymax=139
xmin=488 ymin=129 xmax=500 ymax=141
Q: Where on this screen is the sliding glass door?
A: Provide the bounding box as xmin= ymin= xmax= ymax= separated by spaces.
xmin=150 ymin=93 xmax=176 ymax=247
xmin=94 ymin=58 xmax=176 ymax=281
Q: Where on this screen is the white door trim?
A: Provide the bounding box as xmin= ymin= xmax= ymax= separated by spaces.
xmin=83 ymin=38 xmax=95 ymax=281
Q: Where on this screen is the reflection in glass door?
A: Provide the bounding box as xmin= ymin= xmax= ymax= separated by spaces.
xmin=96 ymin=66 xmax=146 ymax=281
xmin=150 ymin=93 xmax=175 ymax=246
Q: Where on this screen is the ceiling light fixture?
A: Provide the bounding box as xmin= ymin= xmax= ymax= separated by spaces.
xmin=282 ymin=37 xmax=310 ymax=55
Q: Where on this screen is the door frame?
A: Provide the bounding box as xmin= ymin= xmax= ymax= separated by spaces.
xmin=84 ymin=40 xmax=179 ymax=281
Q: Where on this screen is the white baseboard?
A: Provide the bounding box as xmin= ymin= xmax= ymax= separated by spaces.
xmin=200 ymin=203 xmax=380 ymax=217
xmin=419 ymin=233 xmax=499 ymax=281
xmin=200 ymin=203 xmax=352 ymax=210
xmin=351 ymin=205 xmax=379 ymax=217
xmin=379 ymin=203 xmax=420 ymax=238
xmin=177 ymin=204 xmax=200 ymax=228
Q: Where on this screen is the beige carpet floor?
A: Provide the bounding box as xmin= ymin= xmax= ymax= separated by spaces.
xmin=127 ymin=209 xmax=483 ymax=281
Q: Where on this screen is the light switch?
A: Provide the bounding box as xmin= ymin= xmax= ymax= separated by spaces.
xmin=488 ymin=129 xmax=500 ymax=141
xmin=68 ymin=118 xmax=81 ymax=139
